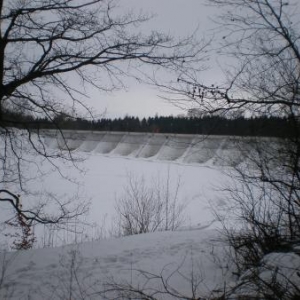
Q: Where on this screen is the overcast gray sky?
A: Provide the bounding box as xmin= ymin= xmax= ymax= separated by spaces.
xmin=86 ymin=0 xmax=221 ymax=119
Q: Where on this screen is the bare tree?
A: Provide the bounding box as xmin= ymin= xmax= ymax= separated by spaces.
xmin=208 ymin=0 xmax=300 ymax=244
xmin=0 ymin=0 xmax=202 ymax=125
xmin=113 ymin=172 xmax=186 ymax=237
xmin=0 ymin=0 xmax=205 ymax=246
xmin=162 ymin=0 xmax=300 ymax=297
xmin=175 ymin=0 xmax=300 ymax=116
xmin=176 ymin=0 xmax=300 ymax=245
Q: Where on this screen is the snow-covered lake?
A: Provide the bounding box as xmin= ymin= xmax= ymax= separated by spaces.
xmin=30 ymin=151 xmax=231 ymax=248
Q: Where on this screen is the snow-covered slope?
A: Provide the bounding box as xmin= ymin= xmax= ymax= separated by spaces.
xmin=0 ymin=228 xmax=233 ymax=300
xmin=1 ymin=226 xmax=299 ymax=300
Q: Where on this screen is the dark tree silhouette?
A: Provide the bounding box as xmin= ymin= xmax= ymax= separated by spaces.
xmin=177 ymin=0 xmax=300 ymax=297
xmin=0 ymin=0 xmax=204 ymax=246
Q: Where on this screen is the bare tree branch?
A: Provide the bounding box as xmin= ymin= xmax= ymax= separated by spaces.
xmin=0 ymin=0 xmax=205 ymax=245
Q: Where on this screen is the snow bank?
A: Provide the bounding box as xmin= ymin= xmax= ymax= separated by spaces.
xmin=0 ymin=228 xmax=233 ymax=300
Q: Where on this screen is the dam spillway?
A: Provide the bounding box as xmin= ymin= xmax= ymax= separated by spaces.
xmin=41 ymin=130 xmax=267 ymax=166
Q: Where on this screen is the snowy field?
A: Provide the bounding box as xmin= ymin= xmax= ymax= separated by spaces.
xmin=0 ymin=131 xmax=299 ymax=299
xmin=1 ymin=131 xmax=238 ymax=248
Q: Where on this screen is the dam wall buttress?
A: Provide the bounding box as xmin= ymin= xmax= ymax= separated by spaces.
xmin=40 ymin=130 xmax=276 ymax=166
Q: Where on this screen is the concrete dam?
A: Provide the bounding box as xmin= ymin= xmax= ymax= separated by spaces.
xmin=42 ymin=130 xmax=266 ymax=166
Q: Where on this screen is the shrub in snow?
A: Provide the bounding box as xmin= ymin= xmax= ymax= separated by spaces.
xmin=113 ymin=173 xmax=187 ymax=236
xmin=231 ymin=252 xmax=300 ymax=299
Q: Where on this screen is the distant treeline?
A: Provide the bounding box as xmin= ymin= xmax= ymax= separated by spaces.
xmin=1 ymin=110 xmax=295 ymax=137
